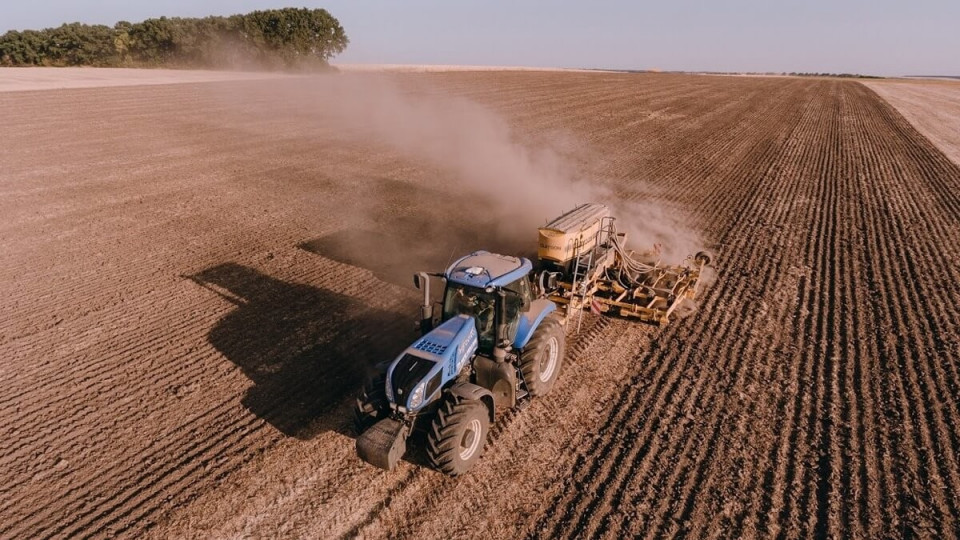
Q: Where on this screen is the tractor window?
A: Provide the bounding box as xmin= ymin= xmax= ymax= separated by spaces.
xmin=442 ymin=282 xmax=528 ymax=352
xmin=443 ymin=284 xmax=497 ymax=351
xmin=503 ymin=291 xmax=522 ymax=343
xmin=506 ymin=277 xmax=532 ymax=309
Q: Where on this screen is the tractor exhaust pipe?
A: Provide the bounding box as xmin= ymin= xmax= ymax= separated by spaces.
xmin=494 ymin=288 xmax=509 ymax=363
xmin=414 ymin=272 xmax=433 ymax=334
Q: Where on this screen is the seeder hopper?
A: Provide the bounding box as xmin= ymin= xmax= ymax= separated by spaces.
xmin=537 ymin=203 xmax=711 ymax=328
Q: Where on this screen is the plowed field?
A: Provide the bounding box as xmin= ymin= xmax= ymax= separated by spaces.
xmin=2 ymin=71 xmax=959 ymax=539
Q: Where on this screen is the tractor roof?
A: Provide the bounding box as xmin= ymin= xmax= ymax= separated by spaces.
xmin=445 ymin=250 xmax=532 ymax=289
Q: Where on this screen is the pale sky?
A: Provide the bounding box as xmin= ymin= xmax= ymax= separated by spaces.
xmin=2 ymin=1 xmax=958 ymax=76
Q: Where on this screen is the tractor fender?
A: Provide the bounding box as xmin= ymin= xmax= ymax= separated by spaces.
xmin=448 ymin=382 xmax=496 ymax=423
xmin=514 ymin=299 xmax=557 ymax=349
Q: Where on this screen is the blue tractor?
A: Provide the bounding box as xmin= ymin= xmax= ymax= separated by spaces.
xmin=354 ymin=250 xmax=565 ymax=475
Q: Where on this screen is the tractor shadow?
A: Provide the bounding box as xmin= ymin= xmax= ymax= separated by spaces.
xmin=187 ymin=262 xmax=413 ymax=440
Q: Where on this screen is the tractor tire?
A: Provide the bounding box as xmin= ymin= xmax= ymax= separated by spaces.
xmin=519 ymin=314 xmax=565 ymax=397
xmin=353 ymin=374 xmax=387 ymax=435
xmin=426 ymin=395 xmax=490 ymax=476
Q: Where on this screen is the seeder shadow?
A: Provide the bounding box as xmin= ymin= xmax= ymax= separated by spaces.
xmin=186 ymin=263 xmax=413 ymax=440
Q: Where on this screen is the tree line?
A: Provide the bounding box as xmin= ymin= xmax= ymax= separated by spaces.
xmin=0 ymin=8 xmax=348 ymax=69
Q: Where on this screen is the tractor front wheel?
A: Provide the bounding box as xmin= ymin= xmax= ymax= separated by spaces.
xmin=426 ymin=395 xmax=490 ymax=476
xmin=353 ymin=373 xmax=388 ymax=435
xmin=519 ymin=314 xmax=565 ymax=397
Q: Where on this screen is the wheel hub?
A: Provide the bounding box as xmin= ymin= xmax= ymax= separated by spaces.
xmin=539 ymin=336 xmax=559 ymax=382
xmin=459 ymin=419 xmax=482 ymax=460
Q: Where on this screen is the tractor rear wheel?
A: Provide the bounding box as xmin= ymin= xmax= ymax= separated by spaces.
xmin=426 ymin=395 xmax=489 ymax=476
xmin=353 ymin=374 xmax=387 ymax=435
xmin=519 ymin=314 xmax=565 ymax=397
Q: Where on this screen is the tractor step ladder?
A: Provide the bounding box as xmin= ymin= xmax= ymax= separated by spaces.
xmin=573 ymin=245 xmax=595 ymax=333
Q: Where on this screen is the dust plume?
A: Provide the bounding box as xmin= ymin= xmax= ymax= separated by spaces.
xmin=302 ymin=72 xmax=705 ymax=263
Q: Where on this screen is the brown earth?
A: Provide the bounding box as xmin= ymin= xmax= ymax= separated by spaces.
xmin=1 ymin=71 xmax=959 ymax=539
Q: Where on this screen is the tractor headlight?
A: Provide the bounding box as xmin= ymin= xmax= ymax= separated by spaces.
xmin=409 ymin=381 xmax=426 ymax=409
xmin=384 ymin=378 xmax=394 ymax=402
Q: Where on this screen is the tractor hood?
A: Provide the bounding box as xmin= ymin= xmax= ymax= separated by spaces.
xmin=386 ymin=315 xmax=479 ymax=411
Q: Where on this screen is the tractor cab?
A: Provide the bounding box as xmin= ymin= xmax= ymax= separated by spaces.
xmin=359 ymin=249 xmax=562 ymax=475
xmin=439 ymin=251 xmax=533 ymax=353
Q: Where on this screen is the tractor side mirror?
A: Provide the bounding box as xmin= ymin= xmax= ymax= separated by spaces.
xmin=415 ymin=272 xmax=445 ymax=290
xmin=546 ymin=272 xmax=559 ymax=290
xmin=537 ymin=271 xmax=560 ymax=294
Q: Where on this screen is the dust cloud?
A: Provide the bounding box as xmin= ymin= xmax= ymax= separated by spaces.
xmin=302 ymin=72 xmax=705 ymax=264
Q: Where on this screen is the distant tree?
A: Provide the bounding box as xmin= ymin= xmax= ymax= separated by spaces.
xmin=113 ymin=21 xmax=133 ymax=64
xmin=234 ymin=8 xmax=348 ymax=68
xmin=43 ymin=23 xmax=117 ymax=65
xmin=0 ymin=30 xmax=46 ymax=66
xmin=127 ymin=17 xmax=177 ymax=64
xmin=0 ymin=8 xmax=348 ymax=69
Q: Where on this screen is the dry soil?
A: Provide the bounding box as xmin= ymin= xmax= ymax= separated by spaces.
xmin=1 ymin=70 xmax=959 ymax=539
